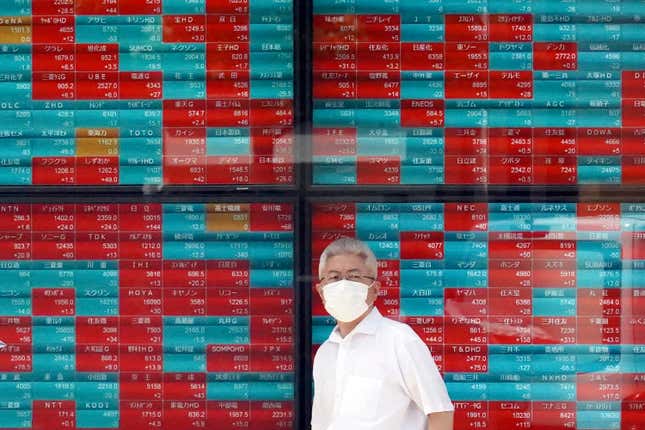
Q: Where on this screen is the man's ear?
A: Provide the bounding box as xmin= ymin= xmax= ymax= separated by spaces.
xmin=372 ymin=280 xmax=381 ymax=294
xmin=314 ymin=281 xmax=325 ymax=303
xmin=367 ymin=280 xmax=380 ymax=305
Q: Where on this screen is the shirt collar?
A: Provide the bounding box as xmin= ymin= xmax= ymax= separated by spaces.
xmin=327 ymin=306 xmax=383 ymax=343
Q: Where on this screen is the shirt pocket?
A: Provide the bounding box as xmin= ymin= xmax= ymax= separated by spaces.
xmin=339 ymin=375 xmax=383 ymax=419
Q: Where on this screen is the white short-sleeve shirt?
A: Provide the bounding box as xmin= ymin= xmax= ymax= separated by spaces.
xmin=311 ymin=307 xmax=454 ymax=430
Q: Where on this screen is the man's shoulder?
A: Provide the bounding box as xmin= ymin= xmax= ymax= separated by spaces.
xmin=313 ymin=339 xmax=336 ymax=361
xmin=378 ymin=315 xmax=421 ymax=343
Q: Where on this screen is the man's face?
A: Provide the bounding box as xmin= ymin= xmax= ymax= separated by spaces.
xmin=316 ymin=253 xmax=379 ymax=309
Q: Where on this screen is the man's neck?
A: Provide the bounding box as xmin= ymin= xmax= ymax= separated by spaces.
xmin=337 ymin=306 xmax=373 ymax=338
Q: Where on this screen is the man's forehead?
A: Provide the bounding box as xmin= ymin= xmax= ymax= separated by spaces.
xmin=323 ymin=254 xmax=367 ymax=271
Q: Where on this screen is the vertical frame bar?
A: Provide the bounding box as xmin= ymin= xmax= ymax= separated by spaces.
xmin=293 ymin=0 xmax=313 ymax=427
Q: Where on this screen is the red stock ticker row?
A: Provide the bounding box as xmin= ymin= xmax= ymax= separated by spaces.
xmin=30 ymin=399 xmax=293 ymax=430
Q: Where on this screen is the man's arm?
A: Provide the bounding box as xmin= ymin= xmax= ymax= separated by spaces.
xmin=427 ymin=411 xmax=454 ymax=430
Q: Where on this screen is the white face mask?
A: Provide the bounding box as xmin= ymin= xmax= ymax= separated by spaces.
xmin=322 ymin=279 xmax=371 ymax=323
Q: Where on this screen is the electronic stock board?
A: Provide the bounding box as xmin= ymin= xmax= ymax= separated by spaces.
xmin=0 ymin=202 xmax=295 ymax=429
xmin=311 ymin=6 xmax=645 ymax=426
xmin=312 ymin=201 xmax=645 ymax=430
xmin=0 ymin=0 xmax=294 ymax=186
xmin=0 ymin=0 xmax=644 ymax=430
xmin=313 ymin=0 xmax=645 ymax=185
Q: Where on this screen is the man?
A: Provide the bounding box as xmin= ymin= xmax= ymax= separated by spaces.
xmin=311 ymin=237 xmax=454 ymax=430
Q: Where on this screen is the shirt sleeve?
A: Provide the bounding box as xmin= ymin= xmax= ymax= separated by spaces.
xmin=396 ymin=334 xmax=454 ymax=415
xmin=310 ymin=348 xmax=324 ymax=430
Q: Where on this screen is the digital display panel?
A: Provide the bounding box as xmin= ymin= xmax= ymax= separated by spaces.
xmin=312 ymin=201 xmax=645 ymax=430
xmin=0 ymin=202 xmax=294 ymax=429
xmin=0 ymin=0 xmax=294 ymax=186
xmin=313 ymin=1 xmax=645 ymax=185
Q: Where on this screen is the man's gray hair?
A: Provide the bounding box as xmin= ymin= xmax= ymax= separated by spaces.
xmin=318 ymin=237 xmax=378 ymax=279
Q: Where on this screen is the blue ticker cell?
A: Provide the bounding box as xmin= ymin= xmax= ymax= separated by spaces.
xmin=251 ymin=0 xmax=293 ymax=16
xmin=0 ymin=82 xmax=30 ymax=101
xmin=201 ymin=241 xmax=250 ymax=260
xmin=622 ymin=265 xmax=645 ymax=289
xmin=163 ymin=239 xmax=206 ymax=259
xmin=487 ymin=108 xmax=533 ymax=128
xmin=489 ymin=43 xmax=533 ymax=70
xmin=441 ymin=0 xmax=487 ymax=14
xmin=0 ymin=380 xmax=31 ymax=402
xmin=163 ymin=80 xmax=206 ymax=99
xmin=357 ymin=135 xmax=405 ymax=157
xmin=163 ymin=352 xmax=207 ymax=372
xmin=250 ymin=24 xmax=293 ymax=47
xmin=577 ymin=269 xmax=622 ymax=288
xmin=119 ymin=52 xmax=163 ymax=72
xmin=0 ymin=138 xmax=31 ymax=159
xmin=0 ymin=51 xmax=31 ymax=74
xmin=443 ymin=268 xmax=487 ymax=287
xmin=163 ymin=0 xmax=206 ymax=13
xmin=251 ymin=79 xmax=293 ymax=98
xmin=0 ymin=298 xmax=30 ymax=316
xmin=445 ymin=381 xmax=488 ymax=401
xmin=578 ymin=164 xmax=621 ymax=184
xmin=367 ymin=240 xmax=401 ymax=259
xmin=488 ymin=0 xmax=533 ymax=13
xmin=400 ymin=210 xmax=444 ymax=231
xmin=575 ymin=24 xmax=622 ymax=42
xmin=0 ymin=0 xmax=30 ymax=15
xmin=207 ymin=381 xmax=292 ymax=401
xmin=0 ymin=168 xmax=30 ymax=185
xmin=314 ymin=109 xmax=355 ymax=128
xmin=31 ymin=379 xmax=76 ymax=401
xmin=0 ymin=411 xmax=30 ymax=429
xmin=404 ymin=136 xmax=444 ymax=158
xmin=206 ymin=321 xmax=250 ymax=344
xmin=577 ymin=239 xmax=621 ymax=262
xmin=118 ymin=18 xmax=163 ymax=43
xmin=356 ymin=212 xmax=400 ymax=235
xmin=313 ymin=161 xmax=357 ymax=184
xmin=486 ymin=382 xmax=532 ymax=401
xmin=577 ymin=406 xmax=621 ymax=430
xmin=355 ymin=0 xmax=399 ymax=14
xmin=76 ymin=410 xmax=119 ymax=429
xmin=206 ymin=132 xmax=251 ymax=156
xmin=529 ymin=351 xmax=576 ymax=375
xmin=576 ymin=352 xmax=621 ymax=374
xmin=401 ymin=165 xmax=445 ymax=184
xmin=75 ymin=22 xmax=119 ymax=44
xmin=532 ymin=0 xmax=578 ymax=16
xmin=445 ymin=108 xmax=488 ymax=128
xmin=487 ymin=355 xmax=533 ymax=378
xmin=400 ymin=0 xmax=444 ymax=16
xmin=531 ymin=382 xmax=576 ymax=401
xmin=400 ymin=297 xmax=445 ymax=316
xmin=401 ymin=23 xmax=444 ymax=42
xmin=250 ymin=269 xmax=293 ymax=287
xmin=119 ymin=165 xmax=162 ymax=184
xmin=250 ymin=52 xmax=293 ymax=74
